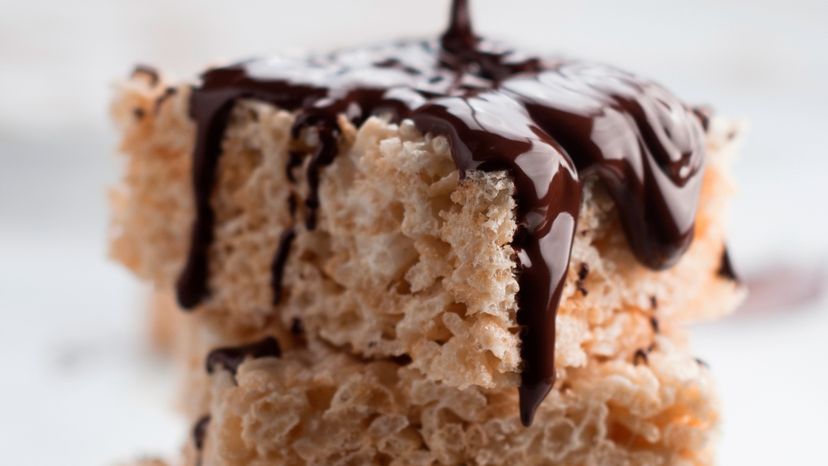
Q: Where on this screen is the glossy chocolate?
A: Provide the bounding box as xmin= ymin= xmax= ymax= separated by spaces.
xmin=177 ymin=0 xmax=706 ymax=425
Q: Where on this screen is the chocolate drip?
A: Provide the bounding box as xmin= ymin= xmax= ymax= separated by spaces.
xmin=192 ymin=415 xmax=210 ymax=466
xmin=718 ymin=246 xmax=740 ymax=282
xmin=193 ymin=415 xmax=210 ymax=450
xmin=178 ymin=0 xmax=706 ymax=425
xmin=206 ymin=336 xmax=281 ymax=376
xmin=410 ymin=93 xmax=581 ymax=426
xmin=271 ymin=228 xmax=296 ymax=304
xmin=285 ymin=150 xmax=304 ymax=183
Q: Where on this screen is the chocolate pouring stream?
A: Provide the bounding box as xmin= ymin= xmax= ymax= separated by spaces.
xmin=174 ymin=0 xmax=707 ymax=425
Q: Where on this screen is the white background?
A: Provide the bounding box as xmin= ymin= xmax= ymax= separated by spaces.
xmin=1 ymin=1 xmax=827 ymax=464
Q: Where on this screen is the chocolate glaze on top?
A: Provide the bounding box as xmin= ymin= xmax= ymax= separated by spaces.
xmin=177 ymin=0 xmax=706 ymax=425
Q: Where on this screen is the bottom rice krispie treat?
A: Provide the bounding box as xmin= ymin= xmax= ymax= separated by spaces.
xmin=161 ymin=332 xmax=716 ymax=466
xmin=140 ymin=291 xmax=719 ymax=466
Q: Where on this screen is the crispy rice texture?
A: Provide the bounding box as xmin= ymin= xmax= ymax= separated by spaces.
xmin=113 ymin=71 xmax=743 ymax=465
xmin=155 ymin=334 xmax=713 ymax=466
xmin=111 ymin=75 xmax=743 ymax=391
xmin=131 ymin=333 xmax=718 ymax=466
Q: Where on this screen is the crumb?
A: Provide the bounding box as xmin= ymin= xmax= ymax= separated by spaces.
xmin=131 ymin=64 xmax=160 ymax=86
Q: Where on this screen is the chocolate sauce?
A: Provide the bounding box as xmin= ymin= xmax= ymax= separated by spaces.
xmin=271 ymin=228 xmax=296 ymax=304
xmin=193 ymin=415 xmax=211 ymax=450
xmin=177 ymin=0 xmax=706 ymax=425
xmin=285 ymin=150 xmax=304 ymax=183
xmin=718 ymin=246 xmax=740 ymax=282
xmin=192 ymin=415 xmax=210 ymax=466
xmin=206 ymin=336 xmax=281 ymax=376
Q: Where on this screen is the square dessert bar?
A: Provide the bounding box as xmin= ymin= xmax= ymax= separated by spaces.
xmin=112 ymin=1 xmax=744 ymax=464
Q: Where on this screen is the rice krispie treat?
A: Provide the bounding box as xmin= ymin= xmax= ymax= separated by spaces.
xmin=153 ymin=328 xmax=714 ymax=466
xmin=112 ymin=1 xmax=744 ymax=463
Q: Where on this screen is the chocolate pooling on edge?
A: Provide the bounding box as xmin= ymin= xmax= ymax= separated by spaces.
xmin=177 ymin=0 xmax=706 ymax=425
xmin=206 ymin=337 xmax=281 ymax=376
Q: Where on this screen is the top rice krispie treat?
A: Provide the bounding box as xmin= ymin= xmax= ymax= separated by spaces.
xmin=110 ymin=0 xmax=743 ymax=425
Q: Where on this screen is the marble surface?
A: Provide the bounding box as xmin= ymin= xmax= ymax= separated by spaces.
xmin=1 ymin=1 xmax=826 ymax=464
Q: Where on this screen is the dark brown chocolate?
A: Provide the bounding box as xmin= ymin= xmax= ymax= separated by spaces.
xmin=718 ymin=246 xmax=740 ymax=282
xmin=270 ymin=228 xmax=296 ymax=304
xmin=176 ymin=0 xmax=706 ymax=425
xmin=206 ymin=337 xmax=281 ymax=376
xmin=193 ymin=415 xmax=210 ymax=450
xmin=290 ymin=318 xmax=304 ymax=336
xmin=633 ymin=348 xmax=649 ymax=365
